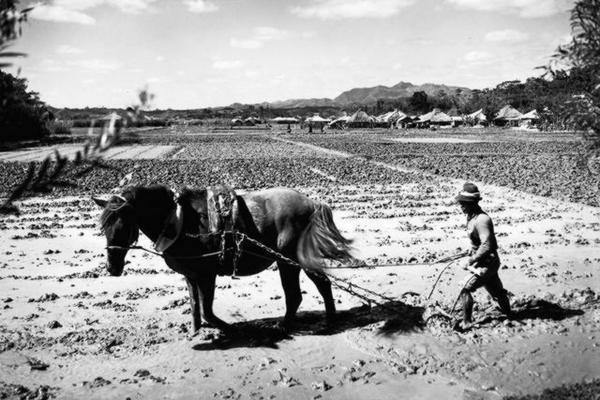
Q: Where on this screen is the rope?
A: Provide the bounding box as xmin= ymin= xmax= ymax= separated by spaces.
xmin=106 ymin=245 xmax=232 ymax=260
xmin=425 ymin=253 xmax=468 ymax=301
xmin=107 ymin=232 xmax=468 ymax=312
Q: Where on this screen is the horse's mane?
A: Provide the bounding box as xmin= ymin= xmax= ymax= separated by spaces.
xmin=99 ymin=185 xmax=174 ymax=233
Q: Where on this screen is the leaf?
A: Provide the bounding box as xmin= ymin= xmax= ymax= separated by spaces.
xmin=0 ymin=52 xmax=26 ymax=57
xmin=31 ymin=157 xmax=50 ymax=190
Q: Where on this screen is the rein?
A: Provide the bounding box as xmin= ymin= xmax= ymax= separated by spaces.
xmin=106 ymin=245 xmax=234 ymax=260
xmin=107 ymin=231 xmax=468 ymax=315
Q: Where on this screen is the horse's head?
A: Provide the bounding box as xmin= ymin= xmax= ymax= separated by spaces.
xmin=93 ymin=194 xmax=139 ymax=276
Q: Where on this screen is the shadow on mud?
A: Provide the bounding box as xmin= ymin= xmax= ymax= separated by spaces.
xmin=458 ymin=298 xmax=585 ymax=328
xmin=511 ymin=298 xmax=584 ymax=321
xmin=192 ymin=301 xmax=424 ymax=351
xmin=191 ymin=297 xmax=585 ymax=350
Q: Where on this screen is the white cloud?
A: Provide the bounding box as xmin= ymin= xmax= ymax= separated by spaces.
xmin=444 ymin=0 xmax=573 ymax=18
xmin=67 ymin=59 xmax=120 ymax=72
xmin=212 ymin=60 xmax=243 ymax=69
xmin=29 ymin=0 xmax=156 ymax=24
xmin=156 ymin=55 xmax=165 ymax=62
xmin=57 ymin=0 xmax=157 ymax=13
xmin=463 ymin=51 xmax=494 ymax=65
xmin=230 ymin=38 xmax=263 ymax=49
xmin=230 ymin=26 xmax=288 ymax=49
xmin=254 ymin=26 xmax=288 ymax=41
xmin=184 ymin=0 xmax=218 ymax=13
xmin=57 ymin=44 xmax=83 ymax=54
xmin=30 ymin=4 xmax=96 ymax=24
xmin=291 ymin=0 xmax=416 ymax=20
xmin=485 ymin=29 xmax=529 ymax=42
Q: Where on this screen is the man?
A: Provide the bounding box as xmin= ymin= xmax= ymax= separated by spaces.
xmin=455 ymin=182 xmax=512 ymax=331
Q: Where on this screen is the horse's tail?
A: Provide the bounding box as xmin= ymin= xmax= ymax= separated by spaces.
xmin=297 ymin=203 xmax=353 ymax=269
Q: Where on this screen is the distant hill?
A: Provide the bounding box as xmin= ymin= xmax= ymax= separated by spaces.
xmin=269 ymin=98 xmax=338 ymax=108
xmin=263 ymin=81 xmax=471 ymax=108
xmin=333 ymin=81 xmax=471 ymax=105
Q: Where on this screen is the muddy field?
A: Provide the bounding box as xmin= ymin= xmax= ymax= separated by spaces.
xmin=0 ymin=129 xmax=599 ymax=399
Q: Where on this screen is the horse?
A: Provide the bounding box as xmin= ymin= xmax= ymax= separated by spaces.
xmin=92 ymin=185 xmax=353 ymax=333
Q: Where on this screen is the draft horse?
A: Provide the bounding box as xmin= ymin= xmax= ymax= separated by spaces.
xmin=93 ymin=185 xmax=353 ymax=332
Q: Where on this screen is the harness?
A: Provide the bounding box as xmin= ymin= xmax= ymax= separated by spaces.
xmin=206 ymin=184 xmax=240 ymax=276
xmin=152 ymin=185 xmax=241 ymax=276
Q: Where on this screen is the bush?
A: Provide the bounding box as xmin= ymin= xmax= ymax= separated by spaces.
xmin=0 ymin=70 xmax=51 ymax=142
xmin=46 ymin=120 xmax=73 ymax=134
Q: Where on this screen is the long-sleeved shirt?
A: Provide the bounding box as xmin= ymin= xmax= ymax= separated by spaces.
xmin=467 ymin=212 xmax=498 ymax=267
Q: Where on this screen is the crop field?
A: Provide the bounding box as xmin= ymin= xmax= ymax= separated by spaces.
xmin=0 ymin=127 xmax=599 ymax=399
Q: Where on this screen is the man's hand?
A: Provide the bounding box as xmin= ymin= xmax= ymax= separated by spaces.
xmin=461 ymin=259 xmax=480 ymax=276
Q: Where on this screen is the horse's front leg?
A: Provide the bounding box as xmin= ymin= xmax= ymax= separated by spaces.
xmin=185 ymin=277 xmax=201 ymax=332
xmin=197 ymin=273 xmax=232 ymax=332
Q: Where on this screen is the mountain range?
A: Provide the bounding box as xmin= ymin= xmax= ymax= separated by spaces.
xmin=264 ymin=81 xmax=471 ymax=109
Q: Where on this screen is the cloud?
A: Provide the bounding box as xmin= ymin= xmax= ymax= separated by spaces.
xmin=29 ymin=0 xmax=157 ymax=24
xmin=67 ymin=59 xmax=120 ymax=72
xmin=56 ymin=0 xmax=157 ymax=13
xmin=183 ymin=0 xmax=218 ymax=13
xmin=291 ymin=0 xmax=416 ymax=19
xmin=463 ymin=51 xmax=494 ymax=65
xmin=56 ymin=44 xmax=83 ymax=54
xmin=230 ymin=26 xmax=288 ymax=49
xmin=485 ymin=29 xmax=529 ymax=42
xmin=230 ymin=38 xmax=263 ymax=49
xmin=30 ymin=4 xmax=96 ymax=24
xmin=212 ymin=60 xmax=243 ymax=69
xmin=444 ymin=0 xmax=573 ymax=18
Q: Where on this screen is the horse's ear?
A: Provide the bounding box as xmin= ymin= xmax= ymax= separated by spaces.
xmin=92 ymin=197 xmax=108 ymax=208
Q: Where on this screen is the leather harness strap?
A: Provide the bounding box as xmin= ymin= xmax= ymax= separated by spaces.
xmin=206 ymin=184 xmax=239 ymax=275
xmin=153 ymin=193 xmax=183 ymax=253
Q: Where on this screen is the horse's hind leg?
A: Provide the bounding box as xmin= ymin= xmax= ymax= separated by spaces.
xmin=278 ymin=262 xmax=302 ymax=327
xmin=185 ymin=277 xmax=201 ymax=332
xmin=305 ymin=270 xmax=336 ymax=318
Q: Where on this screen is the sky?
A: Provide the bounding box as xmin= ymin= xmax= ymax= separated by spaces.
xmin=5 ymin=0 xmax=574 ymax=109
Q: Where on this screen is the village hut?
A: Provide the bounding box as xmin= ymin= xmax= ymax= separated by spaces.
xmin=376 ymin=110 xmax=407 ymax=128
xmin=270 ymin=116 xmax=299 ymax=124
xmin=243 ymin=116 xmax=261 ymax=126
xmin=520 ymin=109 xmax=540 ymax=121
xmin=328 ymin=114 xmax=350 ymax=130
xmin=305 ymin=114 xmax=330 ymax=133
xmin=519 ymin=109 xmax=540 ymax=128
xmin=467 ymin=109 xmax=488 ymax=126
xmin=346 ymin=110 xmax=375 ymax=128
xmin=395 ymin=113 xmax=414 ymax=129
xmin=417 ymin=108 xmax=452 ymax=127
xmin=494 ymin=105 xmax=522 ymax=126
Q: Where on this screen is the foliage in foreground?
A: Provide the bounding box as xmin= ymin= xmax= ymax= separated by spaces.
xmin=0 ymin=70 xmax=52 ymax=142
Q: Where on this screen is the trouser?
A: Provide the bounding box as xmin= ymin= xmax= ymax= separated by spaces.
xmin=460 ymin=256 xmax=511 ymax=322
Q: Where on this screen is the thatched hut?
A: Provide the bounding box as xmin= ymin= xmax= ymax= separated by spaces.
xmin=494 ymin=105 xmax=522 ymax=126
xmin=347 ymin=110 xmax=375 ymax=128
xmin=328 ymin=114 xmax=350 ymax=130
xmin=466 ymin=109 xmax=488 ymax=126
xmin=270 ymin=116 xmax=299 ymax=124
xmin=417 ymin=108 xmax=452 ymax=127
xmin=305 ymin=114 xmax=330 ymax=133
xmin=376 ymin=110 xmax=407 ymax=128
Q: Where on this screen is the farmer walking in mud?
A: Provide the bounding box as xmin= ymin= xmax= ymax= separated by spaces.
xmin=455 ymin=182 xmax=512 ymax=331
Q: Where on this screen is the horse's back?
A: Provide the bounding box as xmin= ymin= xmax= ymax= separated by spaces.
xmin=240 ymin=188 xmax=315 ymax=247
xmin=242 ymin=187 xmax=314 ymax=223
